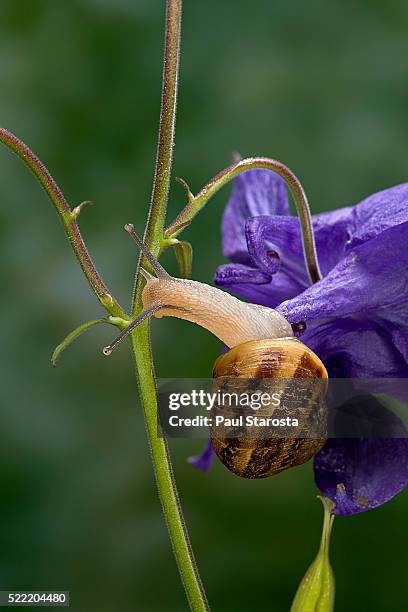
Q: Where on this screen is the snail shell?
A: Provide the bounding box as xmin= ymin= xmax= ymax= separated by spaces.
xmin=210 ymin=338 xmax=328 ymax=478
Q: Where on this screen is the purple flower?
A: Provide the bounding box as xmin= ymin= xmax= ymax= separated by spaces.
xmin=315 ymin=437 xmax=408 ymax=515
xmin=216 ymin=170 xmax=408 ymax=379
xmin=314 ymin=394 xmax=408 ymax=515
xmin=191 ymin=169 xmax=408 ymax=515
xmin=188 ymin=440 xmax=216 ymax=472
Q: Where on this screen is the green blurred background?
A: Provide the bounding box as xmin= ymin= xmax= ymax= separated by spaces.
xmin=0 ymin=1 xmax=407 ymax=610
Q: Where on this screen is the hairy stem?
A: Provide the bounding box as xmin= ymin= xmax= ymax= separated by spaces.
xmin=0 ymin=128 xmax=126 ymax=318
xmin=131 ymin=332 xmax=209 ymax=611
xmin=129 ymin=1 xmax=209 ymax=609
xmin=165 ymin=157 xmax=322 ymax=284
xmin=131 ymin=0 xmax=181 ymax=312
xmin=1 ymin=1 xmax=208 ymax=607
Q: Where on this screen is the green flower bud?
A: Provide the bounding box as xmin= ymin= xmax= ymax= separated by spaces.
xmin=290 ymin=496 xmax=335 ymax=612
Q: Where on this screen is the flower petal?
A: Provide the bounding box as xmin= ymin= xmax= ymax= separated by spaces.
xmin=215 ymin=265 xmax=305 ymax=308
xmin=374 ymin=300 xmax=408 ymax=365
xmin=222 ymin=169 xmax=289 ymax=262
xmin=347 ymin=183 xmax=408 ymax=249
xmin=278 ymin=222 xmax=408 ymax=331
xmin=245 ymin=208 xmax=353 ymax=280
xmin=302 ymin=318 xmax=408 ymax=378
xmin=216 ymin=208 xmax=355 ymax=308
xmin=188 ymin=440 xmax=217 ymax=472
xmin=314 ymin=396 xmax=408 ymax=515
xmin=215 ymin=263 xmax=272 ymax=286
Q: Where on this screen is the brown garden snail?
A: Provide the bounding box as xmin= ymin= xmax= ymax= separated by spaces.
xmin=103 ymin=224 xmax=328 ymax=478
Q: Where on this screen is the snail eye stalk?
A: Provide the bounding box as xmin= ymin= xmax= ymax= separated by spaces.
xmin=103 ymin=224 xmax=179 ymax=355
xmin=124 ymin=223 xmax=170 ymax=279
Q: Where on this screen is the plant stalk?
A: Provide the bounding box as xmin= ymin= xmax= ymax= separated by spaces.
xmin=0 ymin=1 xmax=209 ymax=608
xmin=130 ymin=1 xmax=210 ymax=610
xmin=131 ymin=331 xmax=209 ymax=611
xmin=0 ymin=127 xmax=125 ymax=318
xmin=165 ymin=157 xmax=322 ymax=284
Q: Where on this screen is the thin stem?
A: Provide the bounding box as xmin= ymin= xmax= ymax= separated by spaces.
xmin=317 ymin=496 xmax=335 ymax=557
xmin=131 ymin=0 xmax=182 ymax=313
xmin=0 ymin=2 xmax=207 ymax=607
xmin=0 ymin=128 xmax=126 ymax=318
xmin=165 ymin=157 xmax=323 ymax=284
xmin=131 ymin=332 xmax=209 ymax=611
xmin=129 ymin=1 xmax=210 ymax=609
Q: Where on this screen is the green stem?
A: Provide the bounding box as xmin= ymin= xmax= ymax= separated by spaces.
xmin=0 ymin=128 xmax=126 ymax=318
xmin=165 ymin=157 xmax=322 ymax=284
xmin=131 ymin=332 xmax=209 ymax=611
xmin=131 ymin=0 xmax=182 ymax=312
xmin=317 ymin=496 xmax=335 ymax=557
xmin=1 ymin=1 xmax=208 ymax=608
xmin=129 ymin=1 xmax=209 ymax=609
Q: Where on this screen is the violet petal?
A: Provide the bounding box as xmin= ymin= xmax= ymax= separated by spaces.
xmin=222 ymin=169 xmax=289 ymax=262
xmin=278 ymin=222 xmax=408 ymax=333
xmin=188 ymin=440 xmax=217 ymax=472
xmin=314 ymin=430 xmax=408 ymax=516
xmin=245 ymin=209 xmax=354 ymax=280
xmin=348 ymin=182 xmax=408 ymax=249
xmin=302 ymin=318 xmax=408 ymax=379
xmin=214 ymin=263 xmax=271 ymax=286
xmin=215 ymin=265 xmax=305 ymax=308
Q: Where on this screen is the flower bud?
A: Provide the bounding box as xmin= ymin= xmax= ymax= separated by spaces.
xmin=290 ymin=496 xmax=335 ymax=612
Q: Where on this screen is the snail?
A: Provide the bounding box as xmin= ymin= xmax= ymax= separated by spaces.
xmin=103 ymin=223 xmax=328 ymax=478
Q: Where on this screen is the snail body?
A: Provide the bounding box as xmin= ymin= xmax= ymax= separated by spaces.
xmin=142 ymin=275 xmax=293 ymax=347
xmin=104 ymin=224 xmax=328 ymax=478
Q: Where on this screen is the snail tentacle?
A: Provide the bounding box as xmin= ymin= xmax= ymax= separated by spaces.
xmin=103 ymin=304 xmax=163 ymax=355
xmin=125 ymin=223 xmax=170 ymax=279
